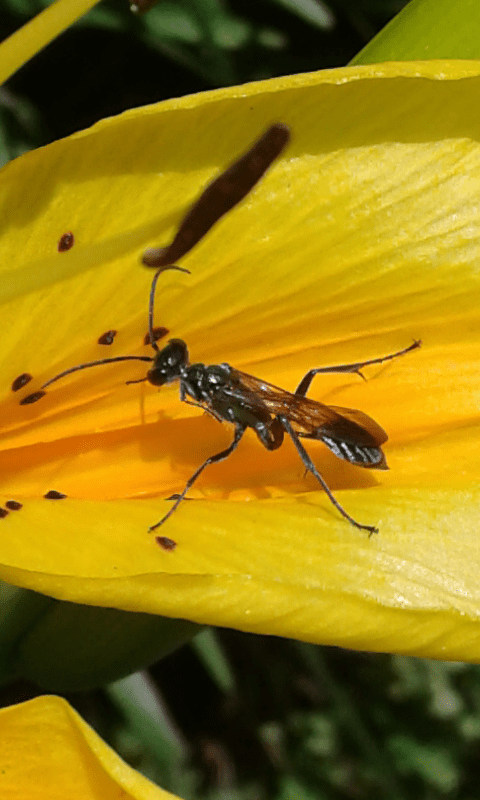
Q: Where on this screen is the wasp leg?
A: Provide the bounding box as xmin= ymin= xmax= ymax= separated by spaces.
xmin=278 ymin=415 xmax=378 ymax=535
xmin=149 ymin=424 xmax=246 ymax=532
xmin=182 ymin=398 xmax=225 ymax=423
xmin=294 ymin=340 xmax=421 ymax=397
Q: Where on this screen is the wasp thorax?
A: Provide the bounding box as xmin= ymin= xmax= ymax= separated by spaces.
xmin=204 ymin=365 xmax=230 ymax=394
xmin=147 ymin=339 xmax=189 ymax=386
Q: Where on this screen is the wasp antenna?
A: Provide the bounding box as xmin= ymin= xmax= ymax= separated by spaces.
xmin=18 ymin=355 xmax=155 ymax=404
xmin=142 ymin=122 xmax=290 ymax=269
xmin=148 ymin=265 xmax=190 ymax=351
xmin=40 ymin=356 xmax=155 ymax=390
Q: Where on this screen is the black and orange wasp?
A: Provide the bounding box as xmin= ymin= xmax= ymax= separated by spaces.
xmin=20 ymin=123 xmax=420 ymax=535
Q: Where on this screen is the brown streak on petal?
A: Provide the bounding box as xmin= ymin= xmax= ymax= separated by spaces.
xmin=142 ymin=123 xmax=290 ymax=268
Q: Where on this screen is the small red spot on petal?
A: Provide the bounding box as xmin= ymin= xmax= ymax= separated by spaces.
xmin=12 ymin=373 xmax=32 ymax=392
xmin=156 ymin=535 xmax=177 ymax=551
xmin=144 ymin=327 xmax=169 ymax=346
xmin=58 ymin=232 xmax=74 ymax=252
xmin=5 ymin=500 xmax=22 ymax=511
xmin=20 ymin=390 xmax=46 ymax=405
xmin=98 ymin=330 xmax=117 ymax=345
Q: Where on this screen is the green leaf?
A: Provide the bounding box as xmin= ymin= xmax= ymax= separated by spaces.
xmin=14 ymin=598 xmax=201 ymax=691
xmin=352 ymin=0 xmax=480 ymax=64
xmin=107 ymin=671 xmax=188 ymax=789
xmin=192 ymin=628 xmax=236 ymax=694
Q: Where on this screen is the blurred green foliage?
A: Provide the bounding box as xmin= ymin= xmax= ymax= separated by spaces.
xmin=101 ymin=636 xmax=480 ymax=799
xmin=0 ymin=0 xmax=408 ymax=165
xmin=7 ymin=628 xmax=480 ymax=799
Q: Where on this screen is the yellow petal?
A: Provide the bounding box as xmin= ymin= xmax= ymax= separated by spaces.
xmin=1 ymin=695 xmax=180 ymax=799
xmin=1 ymin=62 xmax=480 ymax=660
xmin=0 ymin=0 xmax=102 ymax=85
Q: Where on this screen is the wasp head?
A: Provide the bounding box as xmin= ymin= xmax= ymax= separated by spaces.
xmin=147 ymin=339 xmax=189 ymax=386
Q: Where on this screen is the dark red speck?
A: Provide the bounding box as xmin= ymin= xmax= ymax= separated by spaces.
xmin=156 ymin=535 xmax=177 ymax=551
xmin=58 ymin=232 xmax=74 ymax=252
xmin=98 ymin=330 xmax=117 ymax=345
xmin=144 ymin=326 xmax=169 ymax=346
xmin=12 ymin=373 xmax=33 ymax=392
xmin=44 ymin=490 xmax=67 ymax=499
xmin=5 ymin=500 xmax=22 ymax=511
xmin=20 ymin=390 xmax=46 ymax=405
xmin=0 ymin=508 xmax=9 ymax=518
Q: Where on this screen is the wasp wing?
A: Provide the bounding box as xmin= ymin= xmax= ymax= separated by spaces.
xmin=228 ymin=368 xmax=387 ymax=469
xmin=325 ymin=405 xmax=388 ymax=446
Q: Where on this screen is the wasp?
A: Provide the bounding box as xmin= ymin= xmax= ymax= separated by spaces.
xmin=20 ymin=124 xmax=420 ymax=535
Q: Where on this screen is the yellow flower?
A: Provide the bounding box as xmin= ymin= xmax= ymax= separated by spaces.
xmin=1 ymin=61 xmax=480 ymax=661
xmin=0 ymin=695 xmax=180 ymax=799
